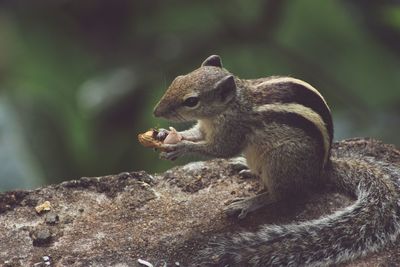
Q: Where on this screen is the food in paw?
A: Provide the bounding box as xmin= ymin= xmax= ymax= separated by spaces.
xmin=137 ymin=129 xmax=163 ymax=150
xmin=138 ymin=127 xmax=182 ymax=151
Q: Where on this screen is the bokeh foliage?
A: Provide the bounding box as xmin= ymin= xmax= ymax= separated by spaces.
xmin=0 ymin=0 xmax=399 ymax=190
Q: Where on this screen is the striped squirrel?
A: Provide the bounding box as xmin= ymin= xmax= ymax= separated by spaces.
xmin=153 ymin=55 xmax=400 ymax=266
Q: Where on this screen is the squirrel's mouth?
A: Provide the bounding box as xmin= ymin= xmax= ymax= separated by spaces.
xmin=166 ymin=112 xmax=193 ymax=123
xmin=153 ymin=109 xmax=193 ymax=123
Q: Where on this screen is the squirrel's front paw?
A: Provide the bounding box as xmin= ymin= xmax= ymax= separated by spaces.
xmin=159 ymin=141 xmax=191 ymax=161
xmin=159 ymin=150 xmax=181 ymax=161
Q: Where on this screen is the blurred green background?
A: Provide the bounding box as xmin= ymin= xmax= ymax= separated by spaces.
xmin=0 ymin=0 xmax=399 ymax=191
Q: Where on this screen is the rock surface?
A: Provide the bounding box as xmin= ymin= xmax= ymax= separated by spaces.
xmin=0 ymin=138 xmax=399 ymax=267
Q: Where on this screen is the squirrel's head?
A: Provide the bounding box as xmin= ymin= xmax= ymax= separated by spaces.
xmin=153 ymin=55 xmax=237 ymax=122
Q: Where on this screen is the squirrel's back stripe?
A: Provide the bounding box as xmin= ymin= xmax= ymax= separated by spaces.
xmin=254 ymin=77 xmax=333 ymax=146
xmin=255 ymin=103 xmax=330 ymax=165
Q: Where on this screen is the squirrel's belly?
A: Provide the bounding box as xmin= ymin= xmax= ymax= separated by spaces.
xmin=243 ymin=145 xmax=265 ymax=178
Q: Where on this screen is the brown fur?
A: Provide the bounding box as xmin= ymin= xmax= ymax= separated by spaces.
xmin=153 ymin=55 xmax=400 ymax=266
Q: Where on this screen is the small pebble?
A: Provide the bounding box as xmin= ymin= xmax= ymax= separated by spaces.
xmin=36 ymin=229 xmax=51 ymax=240
xmin=63 ymin=215 xmax=74 ymax=224
xmin=117 ymin=172 xmax=131 ymax=179
xmin=31 ymin=228 xmax=52 ymax=246
xmin=45 ymin=213 xmax=59 ymax=224
xmin=138 ymin=259 xmax=154 ymax=267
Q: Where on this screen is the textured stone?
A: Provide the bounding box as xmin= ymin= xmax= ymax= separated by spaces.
xmin=0 ymin=138 xmax=399 ymax=266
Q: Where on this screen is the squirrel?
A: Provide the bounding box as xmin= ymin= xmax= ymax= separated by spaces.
xmin=153 ymin=55 xmax=400 ymax=266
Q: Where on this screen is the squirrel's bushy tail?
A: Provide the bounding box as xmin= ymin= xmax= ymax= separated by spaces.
xmin=197 ymin=158 xmax=400 ymax=266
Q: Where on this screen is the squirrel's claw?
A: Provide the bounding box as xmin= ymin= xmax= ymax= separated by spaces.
xmin=224 ymin=192 xmax=273 ymax=219
xmin=238 ymin=169 xmax=257 ymax=179
xmin=228 ymin=156 xmax=249 ymax=171
xmin=224 ymin=198 xmax=250 ymax=219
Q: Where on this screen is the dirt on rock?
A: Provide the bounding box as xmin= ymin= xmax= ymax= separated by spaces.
xmin=0 ymin=138 xmax=399 ymax=267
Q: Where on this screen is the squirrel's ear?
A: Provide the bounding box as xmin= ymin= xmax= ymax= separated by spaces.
xmin=214 ymin=75 xmax=236 ymax=103
xmin=201 ymin=55 xmax=222 ymax=68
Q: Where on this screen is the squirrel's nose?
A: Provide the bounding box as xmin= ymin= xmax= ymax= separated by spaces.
xmin=153 ymin=105 xmax=163 ymax=118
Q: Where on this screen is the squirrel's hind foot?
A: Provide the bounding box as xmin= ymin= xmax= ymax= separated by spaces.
xmin=224 ymin=191 xmax=274 ymax=219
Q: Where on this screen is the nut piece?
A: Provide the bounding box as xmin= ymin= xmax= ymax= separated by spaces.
xmin=138 ymin=127 xmax=183 ymax=150
xmin=138 ymin=129 xmax=166 ymax=151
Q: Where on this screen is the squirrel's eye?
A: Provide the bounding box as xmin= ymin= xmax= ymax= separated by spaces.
xmin=183 ymin=97 xmax=199 ymax=108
